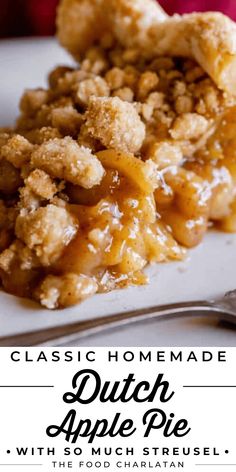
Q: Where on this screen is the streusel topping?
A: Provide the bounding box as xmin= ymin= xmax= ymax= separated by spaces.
xmin=1 ymin=0 xmax=236 ymax=308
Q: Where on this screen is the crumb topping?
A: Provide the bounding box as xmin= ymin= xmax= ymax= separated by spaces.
xmin=1 ymin=1 xmax=236 ymax=308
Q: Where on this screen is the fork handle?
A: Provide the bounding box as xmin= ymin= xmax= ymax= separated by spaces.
xmin=0 ymin=300 xmax=228 ymax=347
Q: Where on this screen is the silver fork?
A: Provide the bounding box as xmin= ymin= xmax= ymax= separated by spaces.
xmin=0 ymin=290 xmax=236 ymax=347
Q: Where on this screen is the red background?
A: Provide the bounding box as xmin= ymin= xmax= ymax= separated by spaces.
xmin=0 ymin=0 xmax=235 ymax=38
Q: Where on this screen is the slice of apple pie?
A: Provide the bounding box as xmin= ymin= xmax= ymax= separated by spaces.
xmin=1 ymin=0 xmax=236 ymax=309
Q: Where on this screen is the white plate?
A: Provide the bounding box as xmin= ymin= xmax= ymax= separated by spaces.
xmin=1 ymin=38 xmax=236 ymax=347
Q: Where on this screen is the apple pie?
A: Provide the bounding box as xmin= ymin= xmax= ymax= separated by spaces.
xmin=1 ymin=0 xmax=236 ymax=309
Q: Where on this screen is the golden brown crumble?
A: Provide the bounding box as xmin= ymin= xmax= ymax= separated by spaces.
xmin=170 ymin=113 xmax=209 ymax=141
xmin=74 ymin=76 xmax=110 ymax=107
xmin=25 ymin=170 xmax=57 ymax=200
xmin=51 ymin=106 xmax=83 ymax=137
xmin=1 ymin=0 xmax=236 ymax=308
xmin=35 ymin=273 xmax=98 ymax=309
xmin=15 ymin=205 xmax=79 ymax=266
xmin=105 ymin=67 xmax=125 ymax=90
xmin=20 ymin=89 xmax=49 ymax=116
xmin=31 ymin=137 xmax=105 ymax=188
xmin=83 ymin=96 xmax=146 ymax=153
xmin=1 ymin=135 xmax=33 ymax=168
xmin=112 ymin=87 xmax=134 ymax=103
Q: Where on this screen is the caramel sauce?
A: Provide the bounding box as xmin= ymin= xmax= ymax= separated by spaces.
xmin=54 ymin=170 xmax=183 ymax=291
